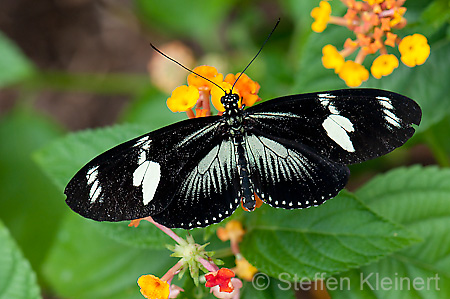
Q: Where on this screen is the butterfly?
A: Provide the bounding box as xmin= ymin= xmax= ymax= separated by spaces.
xmin=65 ymin=88 xmax=421 ymax=228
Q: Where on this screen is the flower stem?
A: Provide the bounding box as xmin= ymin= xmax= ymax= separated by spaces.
xmin=145 ymin=217 xmax=184 ymax=244
xmin=161 ymin=261 xmax=183 ymax=282
xmin=199 ymin=258 xmax=219 ymax=272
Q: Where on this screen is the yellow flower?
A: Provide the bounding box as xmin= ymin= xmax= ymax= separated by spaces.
xmin=322 ymin=44 xmax=345 ymax=73
xmin=166 ymin=85 xmax=199 ymax=112
xmin=363 ymin=0 xmax=383 ymax=5
xmin=224 ymin=73 xmax=260 ymax=107
xmin=217 ymin=220 xmax=245 ymax=243
xmin=138 ymin=274 xmax=170 ymax=299
xmin=311 ymin=1 xmax=332 ymax=33
xmin=371 ymin=54 xmax=399 ymax=79
xmin=233 ymin=258 xmax=258 ymax=282
xmin=187 ymin=65 xmax=223 ymax=90
xmin=338 ymin=61 xmax=369 ymax=87
xmin=210 ymin=81 xmax=241 ymax=112
xmin=398 ymin=34 xmax=430 ymax=67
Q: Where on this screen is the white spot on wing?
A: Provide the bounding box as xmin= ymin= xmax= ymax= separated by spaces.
xmin=384 ymin=110 xmax=402 ymax=128
xmin=328 ymin=104 xmax=339 ymax=115
xmin=322 ymin=115 xmax=355 ymax=152
xmin=87 ymin=166 xmax=102 ymax=203
xmin=86 ymin=166 xmax=99 ymax=185
xmin=318 ymin=93 xmax=336 ymax=98
xmin=133 ymin=161 xmax=161 ymax=205
xmin=377 ymin=96 xmax=401 ymax=128
xmin=89 ymin=180 xmax=102 ymax=203
xmin=134 ymin=136 xmax=150 ymax=147
xmin=377 ymin=96 xmax=394 ymax=110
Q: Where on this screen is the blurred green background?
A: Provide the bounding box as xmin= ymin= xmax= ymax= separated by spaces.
xmin=0 ymin=0 xmax=449 ymax=298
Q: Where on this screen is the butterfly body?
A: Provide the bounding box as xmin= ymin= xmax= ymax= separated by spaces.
xmin=65 ymin=88 xmax=421 ymax=229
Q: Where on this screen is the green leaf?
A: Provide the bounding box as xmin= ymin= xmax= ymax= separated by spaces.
xmin=92 ymin=220 xmax=212 ymax=250
xmin=0 ymin=31 xmax=34 ymax=88
xmin=0 ymin=108 xmax=65 ymax=276
xmin=120 ymin=88 xmax=185 ymax=126
xmin=330 ymin=166 xmax=450 ymax=298
xmin=240 ymin=192 xmax=418 ymax=280
xmin=241 ymin=278 xmax=296 ymax=299
xmin=0 ymin=219 xmax=41 ymax=299
xmin=42 ymin=213 xmax=174 ymax=299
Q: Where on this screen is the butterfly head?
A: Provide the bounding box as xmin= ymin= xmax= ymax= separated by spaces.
xmin=221 ymin=92 xmax=240 ymax=113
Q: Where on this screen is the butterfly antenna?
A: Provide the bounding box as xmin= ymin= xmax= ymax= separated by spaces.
xmin=232 ymin=18 xmax=280 ymax=92
xmin=150 ymin=43 xmax=226 ymax=93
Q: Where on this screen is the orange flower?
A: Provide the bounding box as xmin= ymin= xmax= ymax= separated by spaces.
xmin=138 ymin=274 xmax=170 ymax=299
xmin=233 ymin=258 xmax=258 ymax=281
xmin=338 ymin=61 xmax=369 ymax=87
xmin=166 ymin=85 xmax=199 ymax=112
xmin=205 ymin=268 xmax=235 ymax=293
xmin=384 ymin=32 xmax=397 ymax=47
xmin=167 ymin=65 xmax=260 ymax=117
xmin=321 ymin=44 xmax=345 ymax=73
xmin=371 ymin=54 xmax=399 ymax=79
xmin=398 ymin=34 xmax=430 ymax=67
xmin=312 ymin=0 xmax=426 ymax=84
xmin=224 ymin=73 xmax=260 ymax=107
xmin=311 ymin=1 xmax=332 ymax=33
xmin=217 ymin=220 xmax=245 ymax=243
xmin=187 ymin=65 xmax=223 ymax=90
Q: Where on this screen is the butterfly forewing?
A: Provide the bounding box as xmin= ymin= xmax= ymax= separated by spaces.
xmin=152 ymin=137 xmax=240 ymax=228
xmin=245 ymin=89 xmax=421 ymax=164
xmin=65 ymin=116 xmax=226 ymax=222
xmin=243 ymin=133 xmax=350 ymax=209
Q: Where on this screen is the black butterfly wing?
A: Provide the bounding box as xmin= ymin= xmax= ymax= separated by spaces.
xmin=152 ymin=137 xmax=240 ymax=229
xmin=65 ymin=116 xmax=237 ymax=223
xmin=243 ymin=133 xmax=350 ymax=209
xmin=245 ymin=88 xmax=421 ymax=164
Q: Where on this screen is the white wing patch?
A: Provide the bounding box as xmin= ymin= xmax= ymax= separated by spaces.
xmin=322 ymin=115 xmax=355 ymax=152
xmin=132 ymin=139 xmax=161 ymax=205
xmin=180 ymin=139 xmax=235 ymax=199
xmin=320 ymin=97 xmax=355 ymax=152
xmin=376 ymin=96 xmax=401 ymax=128
xmin=133 ymin=161 xmax=161 ymax=205
xmin=86 ymin=166 xmax=102 ymax=203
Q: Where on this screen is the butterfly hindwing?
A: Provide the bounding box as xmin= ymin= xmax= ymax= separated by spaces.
xmin=245 ymin=88 xmax=421 ymax=164
xmin=244 ymin=133 xmax=350 ymax=209
xmin=64 ymin=116 xmax=227 ymax=222
xmin=152 ymin=137 xmax=240 ymax=228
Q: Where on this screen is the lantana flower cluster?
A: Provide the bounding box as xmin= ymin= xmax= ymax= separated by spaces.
xmin=132 ymin=217 xmax=260 ymax=299
xmin=167 ymin=66 xmax=261 ymax=118
xmin=133 ymin=217 xmax=244 ymax=299
xmin=311 ymin=0 xmax=430 ymax=87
